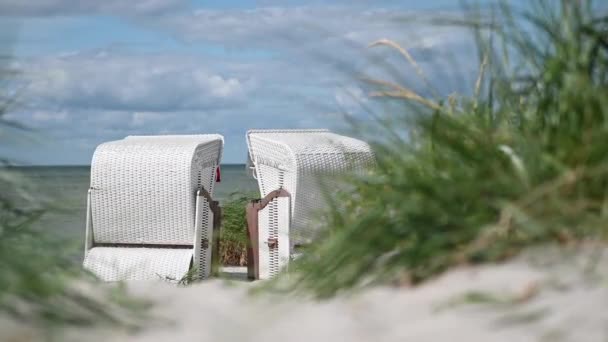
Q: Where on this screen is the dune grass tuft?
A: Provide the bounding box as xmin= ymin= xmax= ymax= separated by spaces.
xmin=0 ymin=52 xmax=147 ymax=330
xmin=280 ymin=0 xmax=608 ymax=298
xmin=220 ymin=192 xmax=257 ymax=266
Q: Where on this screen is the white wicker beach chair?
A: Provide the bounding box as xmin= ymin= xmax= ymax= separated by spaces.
xmin=83 ymin=134 xmax=223 ymax=281
xmin=245 ymin=129 xmax=374 ymax=279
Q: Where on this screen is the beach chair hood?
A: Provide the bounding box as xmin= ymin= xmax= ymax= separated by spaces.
xmin=83 ymin=134 xmax=223 ymax=281
xmin=246 ymin=129 xmax=374 ymax=279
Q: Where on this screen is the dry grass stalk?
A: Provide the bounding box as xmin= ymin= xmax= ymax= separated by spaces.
xmin=368 ymin=38 xmax=439 ymax=98
xmin=369 ymin=90 xmax=441 ymax=110
xmin=474 ymin=53 xmax=489 ymax=109
xmin=363 ymin=76 xmax=441 ymax=110
xmin=220 ymin=241 xmax=247 ymax=266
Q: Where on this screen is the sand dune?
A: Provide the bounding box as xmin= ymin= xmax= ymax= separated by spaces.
xmin=4 ymin=246 xmax=607 ymax=342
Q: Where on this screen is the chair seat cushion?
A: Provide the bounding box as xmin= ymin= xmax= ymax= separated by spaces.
xmin=83 ymin=247 xmax=193 ymax=281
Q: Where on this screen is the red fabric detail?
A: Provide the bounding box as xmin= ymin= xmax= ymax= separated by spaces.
xmin=216 ymin=166 xmax=221 ymax=182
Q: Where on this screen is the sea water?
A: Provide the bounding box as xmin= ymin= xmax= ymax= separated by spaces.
xmin=3 ymin=165 xmax=258 ymax=259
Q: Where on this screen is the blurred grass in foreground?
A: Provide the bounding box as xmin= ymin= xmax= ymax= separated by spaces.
xmin=282 ymin=0 xmax=608 ymax=298
xmin=0 ymin=175 xmax=147 ymax=328
xmin=0 ymin=57 xmax=146 ymax=331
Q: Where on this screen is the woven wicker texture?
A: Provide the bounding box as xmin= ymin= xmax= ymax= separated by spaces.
xmin=83 ymin=247 xmax=193 ymax=281
xmin=247 ymin=129 xmax=375 ymax=245
xmin=90 ymin=135 xmax=222 ymax=244
xmin=258 ymin=196 xmax=291 ymax=279
xmin=85 ymin=134 xmax=223 ymax=281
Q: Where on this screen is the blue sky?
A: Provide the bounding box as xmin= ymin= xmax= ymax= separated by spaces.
xmin=0 ymin=0 xmax=518 ymax=164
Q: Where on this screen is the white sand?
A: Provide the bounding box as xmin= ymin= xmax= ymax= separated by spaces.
xmin=4 ymin=246 xmax=608 ymax=341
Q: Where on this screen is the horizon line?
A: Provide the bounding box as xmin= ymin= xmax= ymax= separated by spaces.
xmin=3 ymin=163 xmax=247 ymax=167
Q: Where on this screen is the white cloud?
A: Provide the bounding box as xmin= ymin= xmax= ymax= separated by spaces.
xmin=31 ymin=110 xmax=67 ymax=122
xmin=335 ymin=85 xmax=367 ymax=112
xmin=2 ymin=3 xmax=483 ymax=164
xmin=154 ymin=6 xmax=467 ymax=52
xmin=143 ymin=6 xmax=477 ymax=96
xmin=19 ymin=52 xmax=251 ymax=112
xmin=0 ymin=0 xmax=186 ymax=16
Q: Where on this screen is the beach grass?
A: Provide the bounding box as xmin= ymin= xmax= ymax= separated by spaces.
xmin=0 ymin=162 xmax=150 ymax=329
xmin=278 ymin=0 xmax=608 ymax=298
xmin=0 ymin=50 xmax=147 ymax=331
xmin=220 ymin=192 xmax=257 ymax=266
